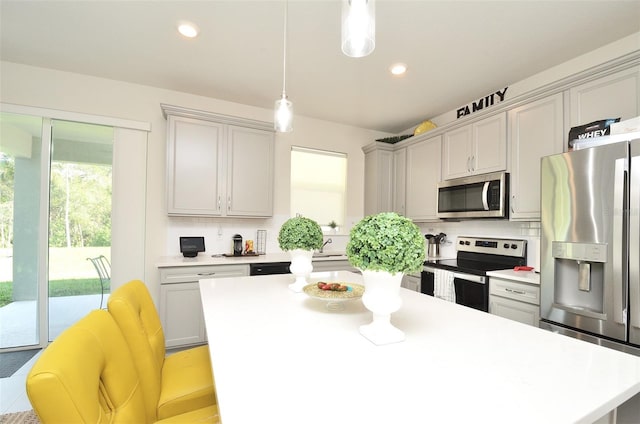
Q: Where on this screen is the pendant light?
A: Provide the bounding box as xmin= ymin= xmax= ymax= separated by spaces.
xmin=341 ymin=0 xmax=375 ymax=58
xmin=274 ymin=0 xmax=293 ymax=133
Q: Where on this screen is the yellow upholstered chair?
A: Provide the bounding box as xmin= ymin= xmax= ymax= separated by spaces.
xmin=26 ymin=309 xmax=218 ymax=423
xmin=107 ymin=279 xmax=216 ymax=420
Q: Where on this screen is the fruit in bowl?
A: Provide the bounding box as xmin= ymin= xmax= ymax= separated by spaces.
xmin=317 ymin=282 xmax=351 ymax=292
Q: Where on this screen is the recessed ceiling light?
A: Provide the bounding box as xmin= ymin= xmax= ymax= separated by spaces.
xmin=178 ymin=22 xmax=199 ymax=38
xmin=390 ymin=63 xmax=407 ymax=76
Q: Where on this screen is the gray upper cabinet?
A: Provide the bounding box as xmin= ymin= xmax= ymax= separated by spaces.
xmin=405 ymin=135 xmax=442 ymax=221
xmin=163 ymin=104 xmax=274 ymax=218
xmin=167 ymin=116 xmax=224 ymax=216
xmin=226 ymin=125 xmax=274 ymax=217
xmin=569 ymin=66 xmax=640 ymax=128
xmin=442 ymin=113 xmax=506 ymax=180
xmin=508 ymin=93 xmax=564 ymax=220
xmin=363 ymin=137 xmax=441 ymax=221
xmin=363 ymin=143 xmax=394 ymax=215
xmin=393 ymin=148 xmax=407 ymax=216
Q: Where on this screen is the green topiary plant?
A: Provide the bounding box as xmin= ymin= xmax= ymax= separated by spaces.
xmin=347 ymin=212 xmax=425 ymax=275
xmin=278 ymin=216 xmax=324 ymax=251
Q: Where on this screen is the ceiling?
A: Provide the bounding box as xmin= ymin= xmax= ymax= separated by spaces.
xmin=1 ymin=1 xmax=639 ymax=134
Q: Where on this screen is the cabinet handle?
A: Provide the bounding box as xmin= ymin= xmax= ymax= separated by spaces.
xmin=217 ymin=196 xmax=221 ymax=211
xmin=467 ymin=157 xmax=471 ymax=172
xmin=511 ymin=195 xmax=515 ymax=213
xmin=470 ymin=155 xmax=475 ymax=171
xmin=505 ymin=287 xmax=526 ymax=295
xmin=228 ymin=196 xmax=231 ymax=210
xmin=197 ymin=272 xmax=216 ymax=276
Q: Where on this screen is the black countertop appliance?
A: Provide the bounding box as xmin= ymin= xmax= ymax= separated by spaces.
xmin=232 ymin=234 xmax=243 ymax=256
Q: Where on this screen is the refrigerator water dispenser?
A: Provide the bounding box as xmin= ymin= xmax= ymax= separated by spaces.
xmin=552 ymin=242 xmax=607 ymax=315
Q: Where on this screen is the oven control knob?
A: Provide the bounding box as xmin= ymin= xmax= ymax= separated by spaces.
xmin=511 ymin=244 xmax=518 ymax=249
xmin=503 ymin=243 xmax=509 ymax=249
xmin=459 ymin=241 xmax=464 ymax=245
xmin=465 ymin=241 xmax=470 ymax=245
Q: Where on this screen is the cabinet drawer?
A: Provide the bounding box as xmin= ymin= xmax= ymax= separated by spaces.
xmin=489 ymin=277 xmax=540 ymax=305
xmin=160 ymin=264 xmax=249 ymax=284
xmin=489 ymin=295 xmax=540 ymax=327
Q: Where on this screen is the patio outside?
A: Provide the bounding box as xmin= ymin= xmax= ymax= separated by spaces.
xmin=0 ymin=246 xmax=110 ymax=348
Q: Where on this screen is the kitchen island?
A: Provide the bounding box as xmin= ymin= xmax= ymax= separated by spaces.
xmin=199 ymin=271 xmax=640 ymax=424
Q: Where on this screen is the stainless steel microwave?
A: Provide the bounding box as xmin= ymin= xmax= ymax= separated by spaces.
xmin=437 ymin=171 xmax=509 ymax=219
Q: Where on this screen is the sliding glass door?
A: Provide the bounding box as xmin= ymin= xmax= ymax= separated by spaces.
xmin=0 ymin=113 xmax=113 ymax=350
xmin=48 ymin=120 xmax=113 ymax=341
xmin=0 ymin=112 xmax=44 ymax=349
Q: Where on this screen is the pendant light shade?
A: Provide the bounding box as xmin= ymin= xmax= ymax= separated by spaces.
xmin=274 ymin=1 xmax=293 ymax=132
xmin=341 ymin=0 xmax=375 ymax=58
xmin=274 ymin=95 xmax=293 ymax=133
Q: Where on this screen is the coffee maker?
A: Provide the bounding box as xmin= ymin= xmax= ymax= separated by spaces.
xmin=232 ymin=234 xmax=243 ymax=256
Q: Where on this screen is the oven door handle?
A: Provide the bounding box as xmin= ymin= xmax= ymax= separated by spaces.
xmin=453 ymin=272 xmax=485 ymax=284
xmin=422 ymin=266 xmax=485 ymax=284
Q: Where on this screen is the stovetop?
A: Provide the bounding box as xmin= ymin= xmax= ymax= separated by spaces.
xmin=425 ymin=256 xmax=526 ymax=276
xmin=424 ymin=236 xmax=527 ymax=276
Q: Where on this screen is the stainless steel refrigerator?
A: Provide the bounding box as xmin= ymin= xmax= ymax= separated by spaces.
xmin=539 ymin=133 xmax=640 ymax=355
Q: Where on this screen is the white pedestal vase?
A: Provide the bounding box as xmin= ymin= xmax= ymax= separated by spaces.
xmin=359 ymin=269 xmax=405 ymax=345
xmin=288 ymin=249 xmax=314 ymax=292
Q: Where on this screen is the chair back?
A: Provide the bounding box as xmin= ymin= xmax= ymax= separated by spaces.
xmin=26 ymin=310 xmax=149 ymax=423
xmin=107 ymin=279 xmax=166 ymax=420
xmin=87 ymin=255 xmax=111 ymax=308
xmin=87 ymin=255 xmax=111 ymax=281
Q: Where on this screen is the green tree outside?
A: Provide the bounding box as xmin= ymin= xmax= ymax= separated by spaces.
xmin=48 ymin=162 xmax=112 ymax=248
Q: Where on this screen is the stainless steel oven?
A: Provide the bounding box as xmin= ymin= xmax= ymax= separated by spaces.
xmin=437 ymin=171 xmax=509 ymax=219
xmin=421 ymin=236 xmax=527 ymax=311
xmin=422 ymin=266 xmax=488 ymax=311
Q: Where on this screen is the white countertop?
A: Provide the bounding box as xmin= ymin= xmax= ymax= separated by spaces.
xmin=199 ymin=271 xmax=640 ymax=424
xmin=487 ymin=269 xmax=540 ymax=285
xmin=157 ymin=252 xmax=347 ymax=267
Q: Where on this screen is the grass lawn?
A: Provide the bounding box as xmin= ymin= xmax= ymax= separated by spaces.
xmin=0 ymin=278 xmax=105 ymax=308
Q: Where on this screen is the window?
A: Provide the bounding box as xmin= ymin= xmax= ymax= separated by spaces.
xmin=290 ymin=146 xmax=347 ymax=232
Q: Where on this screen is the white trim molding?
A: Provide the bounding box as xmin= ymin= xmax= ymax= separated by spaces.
xmin=1 ymin=102 xmax=151 ymax=132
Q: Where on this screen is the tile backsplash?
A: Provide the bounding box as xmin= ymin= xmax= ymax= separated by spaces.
xmin=417 ymin=220 xmax=541 ymax=269
xmin=166 ymin=216 xmax=541 ymax=269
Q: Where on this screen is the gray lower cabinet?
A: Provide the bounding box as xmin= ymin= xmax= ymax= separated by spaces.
xmin=401 ymin=272 xmax=421 ymax=292
xmin=312 ymin=260 xmax=358 ymax=273
xmin=159 ymin=264 xmax=249 ymax=347
xmin=489 ymin=277 xmax=540 ymax=327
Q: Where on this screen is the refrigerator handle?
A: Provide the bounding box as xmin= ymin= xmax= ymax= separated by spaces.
xmin=613 ymin=158 xmax=626 ymax=325
xmin=630 ymin=154 xmax=640 ymax=330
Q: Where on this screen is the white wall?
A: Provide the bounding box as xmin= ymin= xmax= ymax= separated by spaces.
xmin=404 ymin=32 xmax=640 ymax=134
xmin=0 ymin=61 xmax=389 ymax=302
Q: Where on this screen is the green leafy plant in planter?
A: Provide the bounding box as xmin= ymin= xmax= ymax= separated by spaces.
xmin=347 ymin=212 xmax=425 ymax=275
xmin=278 ymin=216 xmax=324 ymax=251
xmin=348 ymin=212 xmax=425 ymax=345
